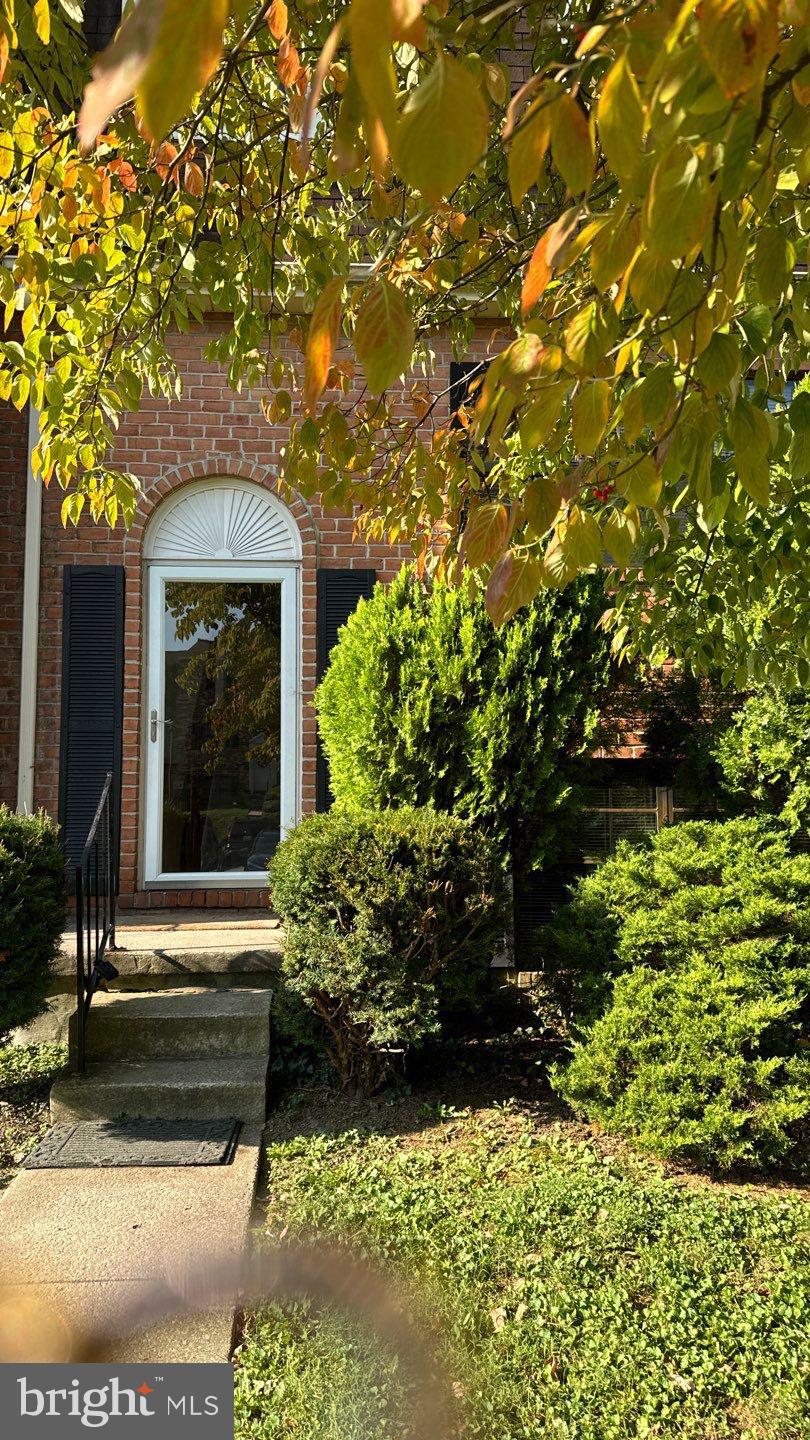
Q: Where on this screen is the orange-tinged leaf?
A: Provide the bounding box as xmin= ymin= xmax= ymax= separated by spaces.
xmin=551 ymin=93 xmax=594 ymax=195
xmin=302 ymin=19 xmax=345 ymax=162
xmin=137 ymin=0 xmax=230 ymax=142
xmin=354 ymin=278 xmax=415 ymax=393
xmin=349 ymin=0 xmax=397 ymax=180
xmin=304 ymin=275 xmax=344 ymax=413
xmin=277 ymin=35 xmax=301 ymax=88
xmin=396 ymin=52 xmax=489 ymax=205
xmin=463 ymin=501 xmax=510 ymax=568
xmin=183 ymin=160 xmax=205 ymax=196
xmin=78 ymin=0 xmax=164 ymax=149
xmin=698 ymin=0 xmax=780 ymax=98
xmin=520 ymin=231 xmax=552 ymax=317
xmin=267 ymin=0 xmax=288 ymax=40
xmin=391 ymin=0 xmax=428 ymax=47
xmin=485 ymin=550 xmax=542 ymax=626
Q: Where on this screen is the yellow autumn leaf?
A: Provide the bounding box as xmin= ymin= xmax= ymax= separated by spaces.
xmin=550 ymin=92 xmax=594 ymax=195
xmin=33 ymin=0 xmax=50 ymax=45
xmin=698 ymin=0 xmax=780 ymax=98
xmin=572 ymin=380 xmax=612 ymax=454
xmin=137 ymin=0 xmax=230 ymax=141
xmin=397 ymin=52 xmax=489 ymax=205
xmin=507 ymin=98 xmax=552 ymax=207
xmin=645 ymin=142 xmax=712 ymax=261
xmin=349 ymin=0 xmax=397 ymax=180
xmin=597 ymin=53 xmax=644 ymax=179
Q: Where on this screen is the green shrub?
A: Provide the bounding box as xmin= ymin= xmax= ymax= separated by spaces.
xmin=269 ymin=808 xmax=506 ymax=1093
xmin=555 ymin=960 xmax=810 ymax=1171
xmin=544 ymin=816 xmax=808 ymax=1022
xmin=0 ymin=809 xmax=65 ymax=1040
xmin=549 ymin=819 xmax=810 ymax=1170
xmin=315 ymin=567 xmax=608 ymax=876
xmin=714 ymin=689 xmax=810 ymax=834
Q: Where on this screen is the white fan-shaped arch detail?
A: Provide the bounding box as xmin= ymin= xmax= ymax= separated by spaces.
xmin=144 ymin=479 xmax=301 ymax=562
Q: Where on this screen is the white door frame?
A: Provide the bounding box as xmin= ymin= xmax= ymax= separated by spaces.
xmin=143 ymin=559 xmax=300 ymax=887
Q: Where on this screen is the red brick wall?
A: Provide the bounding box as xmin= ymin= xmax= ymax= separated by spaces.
xmin=0 ymin=400 xmax=28 ymax=807
xmin=33 ymin=319 xmax=495 ymax=906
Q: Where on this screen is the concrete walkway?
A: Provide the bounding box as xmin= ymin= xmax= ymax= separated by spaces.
xmin=0 ymin=1127 xmax=263 ymax=1361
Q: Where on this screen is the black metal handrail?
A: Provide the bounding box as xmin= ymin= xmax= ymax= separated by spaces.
xmin=75 ymin=773 xmax=120 ymax=1074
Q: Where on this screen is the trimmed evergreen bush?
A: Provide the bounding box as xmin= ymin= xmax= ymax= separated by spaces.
xmin=0 ymin=809 xmax=66 ymax=1039
xmin=714 ymin=689 xmax=810 ymax=835
xmin=269 ymin=808 xmax=506 ymax=1093
xmin=555 ymin=958 xmax=810 ymax=1171
xmin=550 ymin=818 xmax=810 ymax=1170
xmin=314 ymin=567 xmax=608 ymax=876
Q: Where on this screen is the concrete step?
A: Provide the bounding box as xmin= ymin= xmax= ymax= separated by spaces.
xmin=50 ymin=1055 xmax=269 ymax=1125
xmin=71 ymin=989 xmax=273 ymax=1063
xmin=54 ymin=913 xmax=284 ymax=993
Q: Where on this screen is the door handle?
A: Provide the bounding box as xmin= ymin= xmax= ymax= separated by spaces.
xmin=150 ymin=710 xmax=173 ymax=742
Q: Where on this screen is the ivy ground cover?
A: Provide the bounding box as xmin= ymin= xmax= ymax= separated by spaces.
xmin=235 ymin=1107 xmax=809 ymax=1440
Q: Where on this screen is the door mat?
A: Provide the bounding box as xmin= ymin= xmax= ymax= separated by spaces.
xmin=23 ymin=1117 xmax=242 ymax=1169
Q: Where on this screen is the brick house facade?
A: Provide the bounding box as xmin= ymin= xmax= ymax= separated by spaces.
xmin=0 ymin=5 xmax=661 ymax=921
xmin=2 ymin=320 xmax=522 ymax=909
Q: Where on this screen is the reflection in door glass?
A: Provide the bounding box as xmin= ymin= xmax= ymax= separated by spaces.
xmin=161 ymin=581 xmax=282 ymax=874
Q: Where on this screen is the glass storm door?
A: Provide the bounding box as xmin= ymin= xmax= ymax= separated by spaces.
xmin=144 ymin=563 xmax=298 ymax=885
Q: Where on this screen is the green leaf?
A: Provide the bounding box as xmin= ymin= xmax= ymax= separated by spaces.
xmin=573 ymin=380 xmax=611 ymax=453
xmin=728 ymin=394 xmax=770 ymax=461
xmin=738 ymin=305 xmax=772 ymax=354
xmin=597 ymin=53 xmax=644 ymax=179
xmin=753 ymin=226 xmax=793 ymax=307
xmin=695 ymin=332 xmax=741 ymax=394
xmin=645 ymin=142 xmax=712 ymax=260
xmin=354 ymin=279 xmax=414 ymax=393
xmin=519 ymin=383 xmax=567 ymax=450
xmin=138 ymin=0 xmax=229 ymax=142
xmin=565 ymin=506 xmax=603 ymax=567
xmin=522 ymin=476 xmax=561 ymax=538
xmin=788 ymin=389 xmax=810 ymax=481
xmin=620 ymin=454 xmax=662 ymax=507
xmin=603 ymin=507 xmax=638 ymax=567
xmin=397 ymin=52 xmax=489 ymax=205
xmin=722 ymin=106 xmax=758 ymax=199
xmin=565 ymin=299 xmax=616 ymax=372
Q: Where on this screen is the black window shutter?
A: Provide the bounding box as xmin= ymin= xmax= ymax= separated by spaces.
xmin=315 ymin=568 xmax=376 ymax=811
xmin=513 ymin=865 xmax=583 ymax=968
xmin=449 ymin=360 xmax=488 ymax=427
xmin=83 ymin=0 xmax=122 ymax=51
xmin=59 ymin=566 xmax=125 ymax=869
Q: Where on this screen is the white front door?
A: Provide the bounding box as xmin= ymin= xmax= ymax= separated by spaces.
xmin=143 ymin=561 xmax=299 ymax=886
